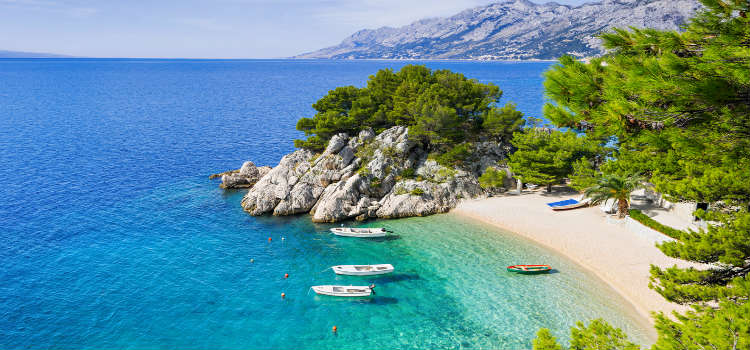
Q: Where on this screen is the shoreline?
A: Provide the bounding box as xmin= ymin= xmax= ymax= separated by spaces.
xmin=452 ymin=191 xmax=698 ymax=333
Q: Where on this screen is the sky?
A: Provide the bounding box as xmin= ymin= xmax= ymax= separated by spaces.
xmin=0 ymin=0 xmax=592 ymax=58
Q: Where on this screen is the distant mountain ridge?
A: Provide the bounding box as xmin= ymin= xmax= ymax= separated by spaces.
xmin=0 ymin=50 xmax=71 ymax=58
xmin=295 ymin=0 xmax=701 ymax=60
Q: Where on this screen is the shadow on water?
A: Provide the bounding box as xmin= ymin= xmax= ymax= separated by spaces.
xmin=313 ymin=295 xmax=399 ymax=305
xmin=366 ymin=235 xmax=401 ymax=242
xmin=366 ymin=273 xmax=421 ymax=283
xmin=368 ymin=296 xmax=398 ymax=305
xmin=505 ymin=269 xmax=560 ymax=276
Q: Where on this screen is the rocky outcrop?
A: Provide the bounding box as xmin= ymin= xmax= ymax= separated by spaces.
xmin=210 ymin=161 xmax=271 ymax=189
xmin=240 ymin=149 xmax=314 ymax=215
xmin=294 ymin=0 xmax=700 ymax=60
xmin=235 ymin=126 xmax=514 ymax=222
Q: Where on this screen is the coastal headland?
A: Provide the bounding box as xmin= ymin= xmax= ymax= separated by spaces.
xmin=217 ymin=130 xmax=698 ymax=336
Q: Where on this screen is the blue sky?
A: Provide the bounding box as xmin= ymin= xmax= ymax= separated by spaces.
xmin=0 ymin=0 xmax=592 ymax=58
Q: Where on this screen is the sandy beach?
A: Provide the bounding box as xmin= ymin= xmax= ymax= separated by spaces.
xmin=454 ymin=189 xmax=698 ymax=326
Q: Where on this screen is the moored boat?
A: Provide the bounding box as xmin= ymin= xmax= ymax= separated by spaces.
xmin=332 ymin=264 xmax=394 ymax=276
xmin=311 ymin=284 xmax=375 ymax=297
xmin=546 ymin=198 xmax=591 ymax=211
xmin=330 ymin=227 xmax=389 ymax=238
xmin=506 ymin=265 xmax=552 ymax=274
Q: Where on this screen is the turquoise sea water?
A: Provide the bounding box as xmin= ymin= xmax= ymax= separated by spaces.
xmin=0 ymin=59 xmax=650 ymax=349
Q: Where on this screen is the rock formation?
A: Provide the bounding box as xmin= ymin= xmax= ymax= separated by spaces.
xmin=235 ymin=126 xmax=514 ymax=222
xmin=210 ymin=161 xmax=271 ymax=189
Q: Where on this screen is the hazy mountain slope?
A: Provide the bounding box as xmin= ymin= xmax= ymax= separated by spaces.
xmin=296 ymin=0 xmax=701 ymax=60
xmin=0 ymin=50 xmax=71 ymax=58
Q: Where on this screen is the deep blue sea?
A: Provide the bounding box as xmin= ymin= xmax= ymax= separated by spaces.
xmin=0 ymin=59 xmax=650 ymax=349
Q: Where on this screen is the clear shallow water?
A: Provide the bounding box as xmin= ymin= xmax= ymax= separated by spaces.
xmin=0 ymin=59 xmax=649 ymax=349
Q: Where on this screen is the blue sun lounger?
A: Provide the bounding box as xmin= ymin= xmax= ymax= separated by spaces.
xmin=546 ymin=198 xmax=590 ymax=210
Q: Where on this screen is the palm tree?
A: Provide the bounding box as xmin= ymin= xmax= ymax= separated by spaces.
xmin=584 ymin=173 xmax=647 ymax=219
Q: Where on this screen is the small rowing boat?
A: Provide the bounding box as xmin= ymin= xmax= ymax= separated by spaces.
xmin=507 ymin=265 xmax=552 ymax=274
xmin=311 ymin=284 xmax=376 ymax=297
xmin=546 ymin=198 xmax=591 ymax=211
xmin=332 ymin=264 xmax=394 ymax=276
xmin=330 ymin=227 xmax=388 ymax=238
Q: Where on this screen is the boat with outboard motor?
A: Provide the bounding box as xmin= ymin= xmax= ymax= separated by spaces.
xmin=330 ymin=227 xmax=389 ymax=238
xmin=311 ymin=284 xmax=376 ymax=297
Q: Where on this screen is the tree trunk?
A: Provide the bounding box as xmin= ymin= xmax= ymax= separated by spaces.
xmin=618 ymin=198 xmax=629 ymax=219
xmin=546 ymin=183 xmax=552 ymax=193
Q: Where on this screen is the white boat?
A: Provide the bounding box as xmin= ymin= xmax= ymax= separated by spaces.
xmin=546 ymin=197 xmax=591 ymax=211
xmin=332 ymin=264 xmax=394 ymax=276
xmin=311 ymin=284 xmax=375 ymax=297
xmin=330 ymin=227 xmax=388 ymax=237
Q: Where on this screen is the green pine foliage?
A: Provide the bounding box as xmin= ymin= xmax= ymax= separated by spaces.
xmin=649 ymin=210 xmax=750 ymax=304
xmin=508 ymin=129 xmax=604 ymax=191
xmin=531 ymin=1 xmax=750 ymax=349
xmin=532 ymin=320 xmax=640 ymax=350
xmin=569 ymin=319 xmax=640 ymax=350
xmin=569 ymin=157 xmax=600 ymax=193
xmin=478 ymin=167 xmax=507 ymax=190
xmin=652 ymin=277 xmax=750 ymax=350
xmin=294 ymin=65 xmax=525 ymax=153
xmin=542 ymin=0 xmax=750 ymax=205
xmin=483 ymin=102 xmax=526 ymax=137
xmin=533 ymin=329 xmax=563 ymax=350
xmin=433 ymin=143 xmax=473 ymax=168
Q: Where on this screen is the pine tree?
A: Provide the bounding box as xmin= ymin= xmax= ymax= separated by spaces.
xmin=294 ymin=65 xmax=507 ymax=152
xmin=533 ymin=1 xmax=750 ymax=349
xmin=508 ymin=129 xmax=604 ymax=192
xmin=532 ymin=320 xmax=640 ymax=350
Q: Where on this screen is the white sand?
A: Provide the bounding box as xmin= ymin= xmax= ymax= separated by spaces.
xmin=454 ymin=190 xmax=698 ymax=326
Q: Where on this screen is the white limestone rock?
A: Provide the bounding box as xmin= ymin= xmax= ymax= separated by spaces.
xmin=234 ymin=125 xmax=505 ymax=222
xmin=240 ymin=149 xmax=314 ymax=215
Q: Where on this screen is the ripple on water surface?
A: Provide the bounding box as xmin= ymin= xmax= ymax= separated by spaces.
xmin=0 ymin=60 xmax=651 ymax=349
xmin=1 ymin=182 xmax=650 ymax=349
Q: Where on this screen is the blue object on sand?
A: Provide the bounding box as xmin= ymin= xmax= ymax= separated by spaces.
xmin=546 ymin=199 xmax=579 ymax=207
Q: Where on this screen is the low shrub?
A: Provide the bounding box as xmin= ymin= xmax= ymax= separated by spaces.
xmin=434 ymin=143 xmax=472 ymax=168
xmin=410 ymin=188 xmax=425 ymax=196
xmin=401 ymin=168 xmax=416 ymax=179
xmin=479 ymin=167 xmax=506 ymax=189
xmin=629 ymin=209 xmax=684 ymax=240
xmin=357 ymin=166 xmax=370 ymax=176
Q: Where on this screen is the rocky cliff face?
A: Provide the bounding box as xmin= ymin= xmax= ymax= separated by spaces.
xmin=236 ymin=126 xmax=513 ymax=222
xmin=295 ymin=0 xmax=701 ymax=60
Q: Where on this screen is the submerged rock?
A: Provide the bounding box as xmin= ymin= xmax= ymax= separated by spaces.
xmin=230 ymin=126 xmax=514 ymax=222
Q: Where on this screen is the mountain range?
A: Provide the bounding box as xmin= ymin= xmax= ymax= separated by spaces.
xmin=295 ymin=0 xmax=701 ymax=60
